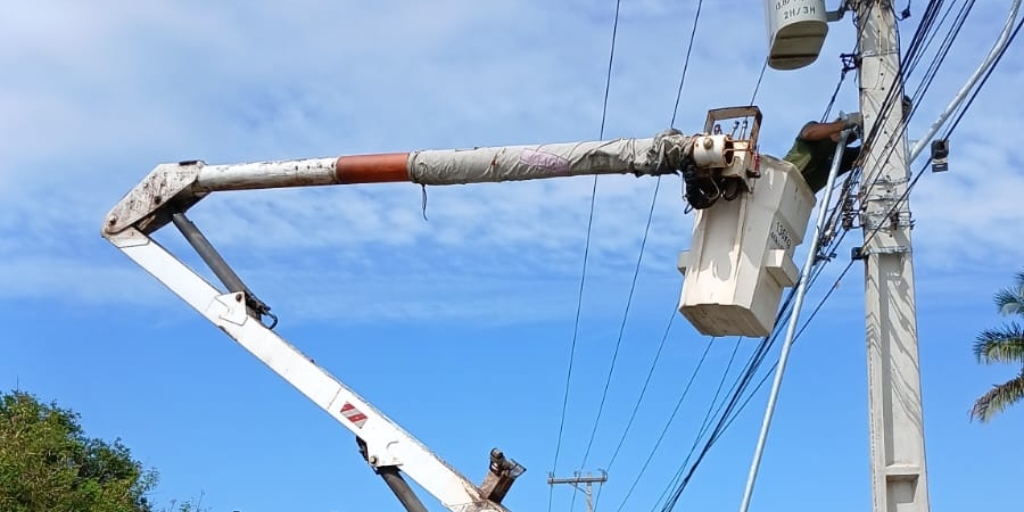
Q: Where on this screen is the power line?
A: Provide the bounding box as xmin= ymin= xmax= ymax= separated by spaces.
xmin=650 ymin=211 xmax=844 ymax=511
xmin=791 ymin=11 xmax=1021 ymax=378
xmin=550 ymin=179 xmax=596 ymax=512
xmin=596 ymin=225 xmax=674 ymax=474
xmin=820 ymin=50 xmax=857 ymax=122
xmin=600 ymin=320 xmax=714 ymax=512
xmin=862 ymin=8 xmax=1020 ymax=254
xmin=689 ymin=9 xmax=1024 ymax=500
xmin=581 ymin=3 xmax=709 ymax=509
xmin=583 ymin=2 xmax=1003 ymax=508
xmin=646 ymin=114 xmax=864 ymax=509
xmin=586 ymin=0 xmax=706 ymax=455
xmin=748 ymin=57 xmax=769 ymax=105
xmin=598 ymin=39 xmax=793 ymax=512
xmin=718 ymin=245 xmax=861 ymax=437
xmin=623 ymin=47 xmax=852 ymax=512
xmin=550 ymin=1 xmax=624 ymax=511
xmin=653 ymin=163 xmax=881 ymax=507
xmin=900 ymin=0 xmax=947 ymax=78
xmin=858 ymin=0 xmax=964 ymax=201
xmin=636 ymin=6 xmax=1019 ymax=511
xmin=587 ymin=180 xmax=672 ymax=512
xmin=651 ymin=337 xmax=745 ymax=512
xmin=605 ymin=310 xmax=678 ymax=473
xmin=855 ymin=0 xmax=941 ymax=158
xmin=670 ymin=0 xmax=705 ymax=127
xmin=903 ymin=0 xmax=964 ymax=78
xmin=656 ymin=293 xmax=804 ymax=512
xmin=738 ymin=65 xmax=1015 ymax=429
xmin=868 ymin=0 xmax=974 ymax=180
xmin=719 ymin=11 xmax=1022 ymax=465
xmin=578 ymin=175 xmax=662 ymax=469
xmin=630 ymin=44 xmax=772 ymax=512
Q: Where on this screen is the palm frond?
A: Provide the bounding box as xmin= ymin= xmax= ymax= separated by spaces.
xmin=994 ymin=269 xmax=1024 ymax=316
xmin=972 ymin=322 xmax=1024 ymax=364
xmin=995 ymin=290 xmax=1024 ymax=316
xmin=970 ymin=370 xmax=1024 ymax=423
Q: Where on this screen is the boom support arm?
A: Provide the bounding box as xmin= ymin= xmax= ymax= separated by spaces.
xmin=100 ymin=108 xmax=764 ymax=512
xmin=106 ymin=225 xmax=510 ymax=512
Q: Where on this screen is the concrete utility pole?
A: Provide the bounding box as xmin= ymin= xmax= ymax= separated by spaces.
xmin=854 ymin=1 xmax=931 ymax=511
xmin=547 ymin=471 xmax=608 ymax=512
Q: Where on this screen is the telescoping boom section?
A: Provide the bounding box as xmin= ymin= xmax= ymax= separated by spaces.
xmin=107 ymin=128 xmax=716 ymax=236
xmin=99 ymin=107 xmax=816 ymax=512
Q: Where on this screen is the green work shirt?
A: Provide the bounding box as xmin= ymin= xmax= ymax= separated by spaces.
xmin=783 ymin=122 xmax=860 ymax=193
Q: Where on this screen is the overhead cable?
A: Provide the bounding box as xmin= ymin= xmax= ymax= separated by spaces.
xmin=719 ymin=3 xmax=1024 ymax=489
xmin=549 ymin=2 xmax=624 ymax=512
xmin=586 ymin=3 xmax=709 ymax=511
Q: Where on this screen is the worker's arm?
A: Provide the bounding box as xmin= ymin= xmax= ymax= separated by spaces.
xmin=800 ymin=120 xmax=846 ymax=140
xmin=799 ymin=112 xmax=862 ymax=141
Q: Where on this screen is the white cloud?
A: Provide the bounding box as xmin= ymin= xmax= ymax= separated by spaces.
xmin=1 ymin=0 xmax=1022 ymax=322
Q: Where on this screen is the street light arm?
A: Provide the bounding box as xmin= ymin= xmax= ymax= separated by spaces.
xmin=909 ymin=0 xmax=1022 ymax=162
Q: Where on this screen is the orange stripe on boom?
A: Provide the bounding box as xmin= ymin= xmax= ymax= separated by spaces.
xmin=335 ymin=153 xmax=410 ymax=184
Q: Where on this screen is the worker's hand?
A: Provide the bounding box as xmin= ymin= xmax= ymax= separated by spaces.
xmin=841 ymin=111 xmax=862 ymax=128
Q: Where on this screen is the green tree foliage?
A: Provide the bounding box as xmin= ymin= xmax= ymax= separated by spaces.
xmin=970 ymin=270 xmax=1024 ymax=423
xmin=0 ymin=390 xmax=209 ymax=512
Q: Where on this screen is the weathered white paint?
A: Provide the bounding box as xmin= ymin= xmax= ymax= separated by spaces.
xmin=106 ymin=228 xmax=510 ymax=512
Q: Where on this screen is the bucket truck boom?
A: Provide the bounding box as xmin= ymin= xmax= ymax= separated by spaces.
xmin=100 ymin=107 xmax=796 ymax=512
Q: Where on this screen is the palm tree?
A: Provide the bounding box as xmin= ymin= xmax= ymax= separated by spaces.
xmin=970 ymin=269 xmax=1024 ymax=423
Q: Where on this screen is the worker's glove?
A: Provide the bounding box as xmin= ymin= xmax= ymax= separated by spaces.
xmin=840 ymin=111 xmax=863 ymax=129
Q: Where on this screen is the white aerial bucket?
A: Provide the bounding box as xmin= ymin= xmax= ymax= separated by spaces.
xmin=765 ymin=0 xmax=829 ymax=70
xmin=677 ymin=155 xmax=816 ymax=338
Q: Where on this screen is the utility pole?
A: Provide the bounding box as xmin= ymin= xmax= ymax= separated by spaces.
xmin=854 ymin=1 xmax=931 ymax=512
xmin=547 ymin=471 xmax=608 ymax=512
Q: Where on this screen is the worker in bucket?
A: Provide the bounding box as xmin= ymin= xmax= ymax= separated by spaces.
xmin=782 ymin=111 xmax=863 ymax=193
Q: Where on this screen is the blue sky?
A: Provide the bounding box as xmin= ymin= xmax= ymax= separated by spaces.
xmin=3 ymin=0 xmax=1024 ymax=511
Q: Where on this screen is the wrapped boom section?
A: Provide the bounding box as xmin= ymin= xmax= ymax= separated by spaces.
xmin=676 ymin=155 xmax=816 ymax=338
xmin=409 ymin=132 xmax=693 ymax=185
